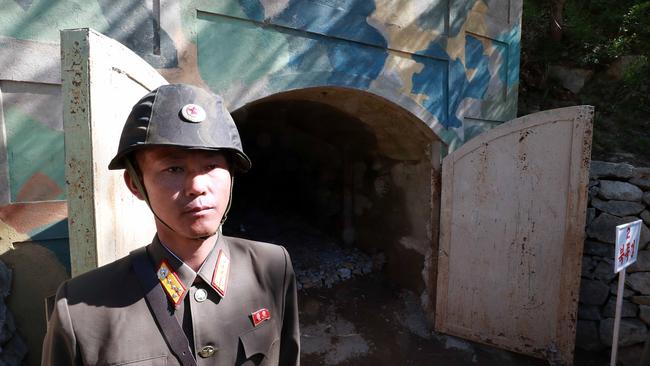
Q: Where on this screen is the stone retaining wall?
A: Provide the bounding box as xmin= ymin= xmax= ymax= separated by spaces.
xmin=0 ymin=260 xmax=27 ymax=365
xmin=578 ymin=161 xmax=650 ymax=363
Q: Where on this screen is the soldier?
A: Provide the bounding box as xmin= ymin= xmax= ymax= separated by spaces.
xmin=42 ymin=84 xmax=300 ymax=365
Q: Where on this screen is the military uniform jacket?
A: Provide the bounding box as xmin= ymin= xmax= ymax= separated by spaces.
xmin=42 ymin=235 xmax=300 ymax=366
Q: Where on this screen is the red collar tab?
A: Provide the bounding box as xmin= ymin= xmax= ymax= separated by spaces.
xmin=211 ymin=250 xmax=230 ymax=298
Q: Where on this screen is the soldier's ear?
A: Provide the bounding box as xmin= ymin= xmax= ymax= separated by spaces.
xmin=123 ymin=170 xmax=145 ymax=200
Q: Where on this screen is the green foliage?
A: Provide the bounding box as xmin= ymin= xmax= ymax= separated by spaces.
xmin=615 ymin=2 xmax=650 ymax=55
xmin=564 ymin=0 xmax=637 ymax=66
xmin=523 ymin=0 xmax=650 ymax=67
xmin=521 ymin=0 xmax=650 ymax=164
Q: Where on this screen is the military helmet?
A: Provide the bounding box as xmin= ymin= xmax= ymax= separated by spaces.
xmin=108 ymin=83 xmax=251 ymax=172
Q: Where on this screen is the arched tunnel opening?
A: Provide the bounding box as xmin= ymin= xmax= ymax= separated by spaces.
xmin=225 ymin=88 xmax=437 ymax=293
xmin=223 ymin=88 xmax=443 ymax=363
xmin=226 ymin=100 xmax=384 ymax=289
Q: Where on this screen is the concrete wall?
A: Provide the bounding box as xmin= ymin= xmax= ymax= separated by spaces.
xmin=0 ymin=1 xmax=522 ymax=364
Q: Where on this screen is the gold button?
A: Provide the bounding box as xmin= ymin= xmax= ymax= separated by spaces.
xmin=199 ymin=345 xmax=216 ymax=358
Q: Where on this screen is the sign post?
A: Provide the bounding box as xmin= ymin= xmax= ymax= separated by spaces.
xmin=610 ymin=220 xmax=642 ymax=366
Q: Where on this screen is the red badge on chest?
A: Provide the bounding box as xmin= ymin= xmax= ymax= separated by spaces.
xmin=251 ymin=308 xmax=271 ymax=327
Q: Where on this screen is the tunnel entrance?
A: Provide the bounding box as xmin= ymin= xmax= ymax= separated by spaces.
xmin=223 ymin=89 xmax=449 ymax=363
xmin=226 ymin=99 xmax=383 ymax=289
xmin=225 ymin=87 xmax=439 ymax=297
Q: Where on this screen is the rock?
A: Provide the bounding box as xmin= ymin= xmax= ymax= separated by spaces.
xmin=0 ymin=333 xmax=28 ymax=366
xmin=598 ymin=180 xmax=643 ymax=202
xmin=618 ymin=344 xmax=644 ymax=366
xmin=0 ymin=303 xmax=5 ymax=341
xmin=634 ymin=166 xmax=650 ymax=179
xmin=586 ymin=207 xmax=596 ymax=227
xmin=576 ymin=320 xmax=604 ymax=351
xmin=627 ymin=272 xmax=650 ymax=294
xmin=0 ymin=310 xmax=16 ymax=345
xmin=590 ymin=161 xmax=636 ymax=180
xmin=337 ymin=268 xmax=352 ymax=280
xmin=580 ymin=278 xmax=610 ymax=305
xmin=609 ymin=283 xmax=635 ymax=298
xmin=641 ymin=210 xmax=650 ymax=225
xmin=361 ymin=260 xmax=372 ymax=274
xmin=629 ymin=217 xmax=650 ymax=248
xmin=372 ymin=253 xmax=386 ymax=271
xmin=581 ymin=256 xmax=595 ymax=277
xmin=632 ymin=296 xmax=650 ymax=305
xmin=593 ymin=259 xmax=617 ymax=281
xmin=644 ymin=192 xmax=650 ymax=206
xmin=578 ymin=305 xmax=602 ymax=320
xmin=0 ymin=261 xmax=10 ymax=297
xmin=591 ymin=198 xmax=645 ymax=217
xmin=629 ymin=250 xmax=650 ymax=272
xmin=587 ymin=213 xmax=650 ymax=245
xmin=324 ymin=273 xmax=339 ymax=288
xmin=602 ymin=297 xmax=638 ymax=318
xmin=641 ymin=305 xmax=650 ymax=325
xmin=599 ymin=318 xmax=648 ymax=347
xmin=444 ymin=335 xmax=474 ymax=352
xmin=587 ymin=213 xmax=628 ymax=243
xmin=548 ymin=65 xmax=593 ymax=93
xmin=630 ymin=177 xmax=650 ymax=190
xmin=589 ymin=186 xmax=599 ymax=201
xmin=606 ymin=55 xmax=647 ymax=80
xmin=584 ymin=240 xmax=614 ymax=258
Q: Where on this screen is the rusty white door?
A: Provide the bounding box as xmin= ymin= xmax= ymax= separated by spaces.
xmin=61 ymin=28 xmax=167 ymax=276
xmin=436 ymin=106 xmax=593 ymax=365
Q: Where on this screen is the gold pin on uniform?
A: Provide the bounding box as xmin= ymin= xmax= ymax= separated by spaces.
xmin=157 ymin=260 xmax=186 ymax=306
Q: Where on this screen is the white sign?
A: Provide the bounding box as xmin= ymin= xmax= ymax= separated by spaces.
xmin=614 ymin=220 xmax=642 ymax=273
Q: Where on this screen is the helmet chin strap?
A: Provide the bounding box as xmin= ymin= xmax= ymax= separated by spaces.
xmin=124 ymin=158 xmax=232 ymax=242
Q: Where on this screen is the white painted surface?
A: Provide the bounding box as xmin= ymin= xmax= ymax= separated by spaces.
xmin=436 ymin=106 xmax=594 ymax=365
xmin=0 ymin=36 xmax=60 ymax=84
xmin=614 ymin=220 xmax=642 ymax=272
xmin=61 ymin=28 xmax=167 ymax=276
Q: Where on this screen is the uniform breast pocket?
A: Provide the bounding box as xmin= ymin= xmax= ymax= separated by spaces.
xmin=110 ymin=355 xmax=167 ymax=366
xmin=238 ymin=321 xmax=280 ymax=365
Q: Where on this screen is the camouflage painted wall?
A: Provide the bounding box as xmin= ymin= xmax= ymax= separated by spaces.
xmin=0 ymin=1 xmax=521 ymax=364
xmin=0 ymin=0 xmax=522 ymax=267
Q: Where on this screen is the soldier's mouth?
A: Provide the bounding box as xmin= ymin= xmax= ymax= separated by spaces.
xmin=184 ymin=206 xmax=215 ymax=214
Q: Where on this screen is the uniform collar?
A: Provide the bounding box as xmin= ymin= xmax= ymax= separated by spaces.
xmin=196 ymin=233 xmax=231 ymax=296
xmin=148 ymin=233 xmax=231 ymax=305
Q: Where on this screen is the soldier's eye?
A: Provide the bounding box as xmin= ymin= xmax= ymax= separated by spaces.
xmin=165 ymin=166 xmax=183 ymax=173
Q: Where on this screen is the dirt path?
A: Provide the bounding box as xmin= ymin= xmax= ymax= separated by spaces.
xmin=298 ymin=273 xmax=553 ymax=366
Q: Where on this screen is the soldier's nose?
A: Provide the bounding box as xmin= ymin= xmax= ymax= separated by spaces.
xmin=186 ymin=174 xmax=208 ymax=196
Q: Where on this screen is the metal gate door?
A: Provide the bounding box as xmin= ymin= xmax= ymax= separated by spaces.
xmin=436 ymin=106 xmax=593 ymax=364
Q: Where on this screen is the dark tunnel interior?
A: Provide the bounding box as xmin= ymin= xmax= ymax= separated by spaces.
xmin=224 ymin=97 xmax=433 ymax=294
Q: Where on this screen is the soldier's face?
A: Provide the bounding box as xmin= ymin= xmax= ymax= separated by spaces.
xmin=130 ymin=147 xmax=232 ymax=239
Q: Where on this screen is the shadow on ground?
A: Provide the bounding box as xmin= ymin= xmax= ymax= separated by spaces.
xmin=298 ymin=273 xmax=556 ymax=366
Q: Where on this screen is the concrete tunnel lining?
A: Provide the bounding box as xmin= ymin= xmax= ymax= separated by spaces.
xmin=225 ymin=87 xmax=442 ymax=314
